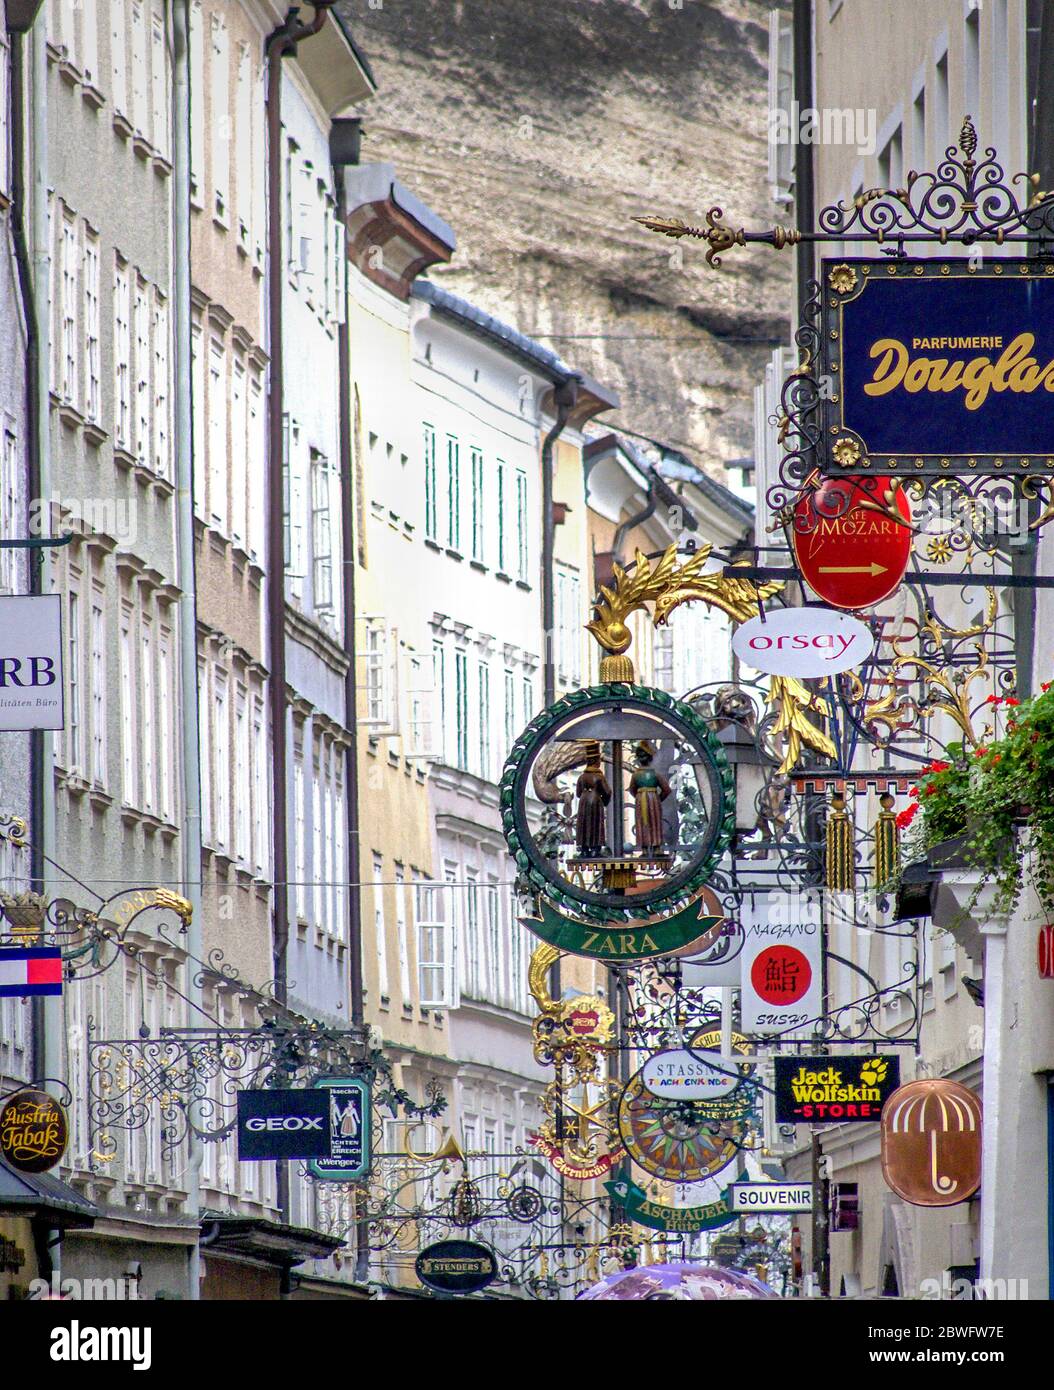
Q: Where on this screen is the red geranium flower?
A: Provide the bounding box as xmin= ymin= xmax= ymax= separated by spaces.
xmin=1005 ymin=697 xmax=1020 ymax=707
xmin=895 ymin=804 xmax=919 ymax=830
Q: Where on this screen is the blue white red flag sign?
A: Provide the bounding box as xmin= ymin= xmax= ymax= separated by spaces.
xmin=0 ymin=946 xmax=63 ymax=997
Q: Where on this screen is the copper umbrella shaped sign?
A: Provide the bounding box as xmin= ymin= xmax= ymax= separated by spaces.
xmin=880 ymin=1079 xmax=982 ymax=1207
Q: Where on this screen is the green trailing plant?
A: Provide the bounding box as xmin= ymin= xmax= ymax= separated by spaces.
xmin=900 ymin=683 xmax=1054 ymax=916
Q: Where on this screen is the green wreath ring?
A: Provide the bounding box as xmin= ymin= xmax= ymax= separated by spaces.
xmin=499 ymin=682 xmax=735 ymax=926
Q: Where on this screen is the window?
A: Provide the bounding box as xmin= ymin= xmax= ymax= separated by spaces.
xmin=522 ymin=672 xmax=534 ymax=724
xmin=395 ymin=864 xmax=411 ymax=1001
xmin=130 ymin=0 xmax=149 ymax=137
xmin=455 ymin=648 xmax=468 ymax=771
xmin=152 ymin=293 xmax=169 ymax=477
xmin=208 ymin=338 xmax=227 ymax=531
xmin=83 ymin=231 xmax=100 ymax=425
xmin=79 ymin=0 xmax=99 ymax=88
xmin=423 ymin=423 xmax=438 ymax=541
xmin=911 ymin=86 xmax=926 ymax=170
xmin=515 ymin=469 xmax=529 ymax=583
xmin=198 ymin=658 xmax=211 ymax=844
xmin=485 ymin=881 xmax=501 ymax=1002
xmin=363 ymin=619 xmax=392 ymax=728
xmin=416 ymin=876 xmax=455 ymax=1009
xmin=0 ymin=33 xmax=8 ymax=197
xmin=114 ymin=262 xmax=131 ymax=450
xmin=110 ymin=0 xmax=129 ymax=117
xmin=767 ymin=8 xmax=794 ymax=207
xmin=235 ymin=42 xmax=251 ymax=248
xmin=158 ymin=626 xmax=172 ymax=819
xmin=66 ymin=585 xmax=83 ymax=774
xmin=247 ymin=372 xmax=265 ymax=561
xmin=0 ymin=422 xmax=21 ymax=594
xmin=311 ymin=449 xmax=334 ymax=620
xmin=213 ymin=670 xmax=229 ymax=850
xmin=446 ymin=435 xmax=460 ymax=550
xmin=89 ymin=593 xmax=106 ymax=787
xmin=556 ymin=564 xmax=582 ymax=685
xmin=60 ymin=210 xmax=78 ymax=409
xmin=150 ymin=7 xmax=168 ymax=159
xmin=877 ymin=127 xmax=903 ymax=189
xmin=332 ymin=770 xmax=346 ymax=941
xmin=133 ymin=279 xmax=151 ymax=467
xmin=230 ymin=355 xmax=247 ymax=546
xmin=373 ymin=853 xmax=389 ymax=1001
xmin=496 ymin=458 xmax=507 ymax=572
xmin=294 ymin=740 xmax=307 ymax=919
xmin=478 ymin=661 xmax=491 ymax=781
xmin=191 ymin=318 xmax=205 ymax=518
xmin=119 ymin=606 xmax=136 ymax=803
xmin=252 ymin=696 xmax=268 ymax=875
xmin=210 ymin=14 xmax=229 ymax=223
xmin=141 ymin=614 xmax=155 ymax=811
xmin=933 ymin=49 xmax=949 ymax=158
xmin=463 ymin=867 xmax=480 ymax=998
xmin=432 ymin=637 xmax=446 ymax=762
xmin=964 ymin=3 xmax=980 ymax=121
xmin=235 ymin=688 xmax=250 ymax=865
xmin=312 ymin=756 xmax=323 ymax=927
xmin=470 ymin=447 xmax=484 ymax=562
xmin=504 ymin=668 xmax=516 ymax=757
xmin=188 ymin=1 xmax=203 ymax=203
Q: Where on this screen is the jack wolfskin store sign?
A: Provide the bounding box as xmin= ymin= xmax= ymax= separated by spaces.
xmin=773 ymin=1054 xmax=901 ymax=1123
xmin=236 ymin=1088 xmax=330 ymax=1161
xmin=820 ymin=258 xmax=1054 ymax=475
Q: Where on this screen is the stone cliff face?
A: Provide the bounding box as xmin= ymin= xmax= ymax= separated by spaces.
xmin=339 ymin=0 xmax=791 ymax=474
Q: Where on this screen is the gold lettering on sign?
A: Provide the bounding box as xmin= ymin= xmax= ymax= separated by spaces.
xmin=863 ymin=333 xmax=1054 ymax=410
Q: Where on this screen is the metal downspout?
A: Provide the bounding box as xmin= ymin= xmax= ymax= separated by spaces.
xmin=171 ymin=0 xmax=204 ymax=1301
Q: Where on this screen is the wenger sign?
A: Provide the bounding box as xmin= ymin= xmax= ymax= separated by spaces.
xmin=820 ymin=257 xmax=1054 ymax=475
xmin=733 ymin=607 xmax=874 ymax=677
xmin=0 ymin=595 xmax=63 ymax=731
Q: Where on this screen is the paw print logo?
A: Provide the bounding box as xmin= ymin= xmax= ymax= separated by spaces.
xmin=859 ymin=1058 xmax=888 ymax=1086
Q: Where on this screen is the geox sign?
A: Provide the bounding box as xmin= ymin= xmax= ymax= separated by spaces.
xmin=236 ymin=1088 xmax=330 ymax=1160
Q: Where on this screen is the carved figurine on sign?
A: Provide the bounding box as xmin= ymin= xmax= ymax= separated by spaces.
xmin=630 ymin=741 xmax=670 ymax=853
xmin=575 ymin=742 xmax=611 ymax=856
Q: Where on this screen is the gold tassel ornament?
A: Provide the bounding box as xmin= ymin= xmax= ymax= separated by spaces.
xmin=873 ymin=792 xmax=899 ymax=889
xmin=825 ymin=790 xmax=855 ymax=892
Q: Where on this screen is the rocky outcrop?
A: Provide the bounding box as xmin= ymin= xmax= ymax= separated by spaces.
xmin=340 ymin=0 xmax=791 ymax=474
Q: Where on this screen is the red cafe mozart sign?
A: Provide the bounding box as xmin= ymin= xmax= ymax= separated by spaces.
xmin=792 ymin=476 xmax=912 ymax=610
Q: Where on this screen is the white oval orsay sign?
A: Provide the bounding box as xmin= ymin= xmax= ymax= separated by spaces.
xmin=641 ymin=1049 xmax=739 ymax=1101
xmin=733 ymin=607 xmax=874 ymax=677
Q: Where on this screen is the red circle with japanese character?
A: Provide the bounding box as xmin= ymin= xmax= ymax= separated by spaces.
xmin=750 ymin=945 xmax=812 ymax=1004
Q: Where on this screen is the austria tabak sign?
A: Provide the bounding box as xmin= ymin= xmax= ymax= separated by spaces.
xmin=792 ymin=475 xmax=912 ymax=610
xmin=774 ymin=1054 xmax=901 ymax=1124
xmin=820 ymin=257 xmax=1054 ymax=476
xmin=733 ymin=607 xmax=874 ymax=677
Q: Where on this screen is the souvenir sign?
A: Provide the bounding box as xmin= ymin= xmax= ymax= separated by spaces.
xmin=617 ymin=1070 xmax=745 ymax=1182
xmin=0 ymin=595 xmax=64 ymax=731
xmin=501 ymin=685 xmax=734 ymax=933
xmin=308 ymin=1077 xmax=371 ymax=1181
xmin=733 ymin=607 xmax=874 ymax=677
xmin=792 ymin=475 xmax=912 ymax=610
xmin=773 ymin=1054 xmax=901 ymax=1124
xmin=739 ymin=892 xmax=822 ymax=1035
xmin=415 ymin=1240 xmax=497 ymax=1295
xmin=880 ymin=1079 xmax=982 ymax=1207
xmin=729 ymin=1182 xmax=814 ymax=1214
xmin=604 ymin=1175 xmax=740 ymax=1234
xmin=0 ymin=1088 xmax=68 ymax=1173
xmin=236 ymin=1088 xmax=330 ymax=1161
xmin=820 ymin=257 xmax=1054 ymax=476
xmin=0 ymin=946 xmax=63 ymax=998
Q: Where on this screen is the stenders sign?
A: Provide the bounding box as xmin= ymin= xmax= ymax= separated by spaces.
xmin=819 ymin=258 xmax=1054 ymax=476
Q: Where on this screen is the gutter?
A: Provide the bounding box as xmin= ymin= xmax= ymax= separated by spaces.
xmin=264 ymin=0 xmax=335 ymax=1007
xmin=171 ymin=0 xmax=203 ymax=1301
xmin=264 ymin=0 xmax=335 ymax=1244
xmin=541 ymin=377 xmax=579 ymax=708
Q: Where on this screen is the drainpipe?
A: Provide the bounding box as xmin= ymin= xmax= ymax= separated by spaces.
xmin=265 ymin=1 xmax=335 ymax=1008
xmin=265 ymin=0 xmax=335 ymax=1238
xmin=332 ymin=140 xmax=370 ymax=1286
xmin=171 ymin=0 xmax=203 ymax=1301
xmin=792 ymin=0 xmax=815 ymax=320
xmin=8 ymin=0 xmax=57 ymax=1289
xmin=540 ymin=376 xmax=578 ymax=708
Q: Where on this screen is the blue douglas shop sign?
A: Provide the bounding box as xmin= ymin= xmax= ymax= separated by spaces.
xmin=820 ymin=258 xmax=1054 ymax=476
